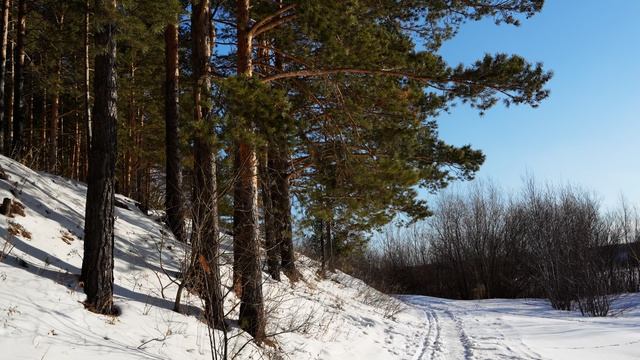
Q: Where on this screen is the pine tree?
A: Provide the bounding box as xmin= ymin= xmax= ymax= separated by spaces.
xmin=10 ymin=0 xmax=25 ymax=158
xmin=164 ymin=13 xmax=186 ymax=244
xmin=81 ymin=0 xmax=118 ymax=315
xmin=190 ymin=0 xmax=225 ymax=330
xmin=233 ymin=0 xmax=266 ymax=342
xmin=0 ymin=0 xmax=10 ymax=151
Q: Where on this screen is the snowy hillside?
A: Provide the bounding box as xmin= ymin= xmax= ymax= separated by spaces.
xmin=0 ymin=155 xmax=425 ymax=359
xmin=1 ymin=154 xmax=640 ymax=360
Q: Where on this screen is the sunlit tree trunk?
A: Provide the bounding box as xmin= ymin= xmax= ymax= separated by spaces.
xmin=189 ymin=0 xmax=225 ymax=330
xmin=233 ymin=0 xmax=265 ymax=342
xmin=0 ymin=0 xmax=11 ymax=151
xmin=2 ymin=11 xmax=11 ymax=155
xmin=11 ymin=0 xmax=25 ymax=159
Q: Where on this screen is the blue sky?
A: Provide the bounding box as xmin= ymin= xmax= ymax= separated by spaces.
xmin=431 ymin=0 xmax=640 ymax=209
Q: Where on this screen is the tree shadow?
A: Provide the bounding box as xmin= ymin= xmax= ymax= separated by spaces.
xmin=3 ymin=237 xmax=203 ymax=319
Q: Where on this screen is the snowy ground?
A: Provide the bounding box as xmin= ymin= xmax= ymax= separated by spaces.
xmin=401 ymin=295 xmax=640 ymax=360
xmin=1 ymin=154 xmax=640 ymax=359
xmin=0 ymin=155 xmax=424 ymax=359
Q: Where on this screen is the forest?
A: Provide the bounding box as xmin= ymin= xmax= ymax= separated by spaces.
xmin=0 ymin=0 xmax=557 ymax=350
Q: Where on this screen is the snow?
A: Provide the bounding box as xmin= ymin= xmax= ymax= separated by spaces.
xmin=1 ymin=154 xmax=640 ymax=359
xmin=0 ymin=155 xmax=424 ymax=359
xmin=401 ymin=295 xmax=640 ymax=360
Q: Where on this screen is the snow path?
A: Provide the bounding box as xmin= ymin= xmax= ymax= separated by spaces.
xmin=400 ymin=295 xmax=640 ymax=360
xmin=403 ymin=296 xmax=549 ymax=360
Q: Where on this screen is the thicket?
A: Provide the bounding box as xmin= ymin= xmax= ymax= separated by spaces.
xmin=349 ymin=181 xmax=640 ymax=316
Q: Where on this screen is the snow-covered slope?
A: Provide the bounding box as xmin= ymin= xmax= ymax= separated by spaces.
xmin=0 ymin=155 xmax=425 ymax=359
xmin=2 ymin=154 xmax=640 ymax=360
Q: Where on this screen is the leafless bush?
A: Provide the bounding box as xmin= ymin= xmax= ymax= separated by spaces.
xmin=350 ymin=179 xmax=640 ymax=317
xmin=356 ymin=285 xmax=406 ymax=319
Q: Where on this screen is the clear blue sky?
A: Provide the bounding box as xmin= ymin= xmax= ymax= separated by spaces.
xmin=432 ymin=0 xmax=640 ymax=209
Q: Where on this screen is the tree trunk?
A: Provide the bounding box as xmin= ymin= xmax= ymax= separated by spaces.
xmin=326 ymin=219 xmax=335 ymax=271
xmin=3 ymin=22 xmax=12 ymax=156
xmin=271 ymin=142 xmax=298 ymax=280
xmin=189 ymin=0 xmax=225 ymax=330
xmin=81 ymin=0 xmax=118 ymax=315
xmin=72 ymin=115 xmax=81 ymax=180
xmin=83 ymin=0 xmax=91 ymax=180
xmin=39 ymin=89 xmax=46 ymax=169
xmin=269 ymin=14 xmax=298 ymax=281
xmin=49 ymin=62 xmax=61 ymax=173
xmin=233 ymin=0 xmax=265 ymax=342
xmin=319 ymin=219 xmax=326 ymax=275
xmin=122 ymin=63 xmax=135 ymax=197
xmin=164 ymin=22 xmax=186 ymax=243
xmin=25 ymin=80 xmax=32 ymax=156
xmin=260 ymin=147 xmax=280 ymax=280
xmin=11 ymin=0 xmax=25 ymax=159
xmin=0 ymin=0 xmax=11 ymax=151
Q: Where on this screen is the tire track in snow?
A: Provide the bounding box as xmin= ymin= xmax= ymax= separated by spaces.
xmin=411 ymin=308 xmax=432 ymax=360
xmin=421 ymin=308 xmax=445 ymax=360
xmin=404 ymin=299 xmax=454 ymax=360
xmin=443 ymin=308 xmax=474 ymax=360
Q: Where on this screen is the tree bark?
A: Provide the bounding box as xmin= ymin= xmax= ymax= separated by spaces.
xmin=189 ymin=0 xmax=225 ymax=329
xmin=0 ymin=0 xmax=10 ymax=151
xmin=25 ymin=79 xmax=32 ymax=155
xmin=233 ymin=0 xmax=265 ymax=342
xmin=72 ymin=115 xmax=81 ymax=180
xmin=164 ymin=22 xmax=186 ymax=243
xmin=319 ymin=219 xmax=326 ymax=275
xmin=81 ymin=0 xmax=118 ymax=315
xmin=83 ymin=0 xmax=91 ymax=180
xmin=49 ymin=61 xmax=61 ymax=173
xmin=11 ymin=0 xmax=25 ymax=159
xmin=38 ymin=89 xmax=46 ymax=169
xmin=3 ymin=12 xmax=12 ymax=155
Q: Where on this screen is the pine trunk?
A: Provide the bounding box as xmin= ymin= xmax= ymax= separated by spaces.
xmin=25 ymin=83 xmax=32 ymax=156
xmin=271 ymin=142 xmax=298 ymax=280
xmin=83 ymin=0 xmax=91 ymax=180
xmin=234 ymin=0 xmax=265 ymax=342
xmin=189 ymin=0 xmax=224 ymax=329
xmin=2 ymin=14 xmax=11 ymax=155
xmin=0 ymin=0 xmax=10 ymax=151
xmin=11 ymin=0 xmax=25 ymax=159
xmin=72 ymin=116 xmax=81 ymax=180
xmin=260 ymin=147 xmax=280 ymax=280
xmin=164 ymin=22 xmax=185 ymax=243
xmin=81 ymin=0 xmax=118 ymax=315
xmin=319 ymin=219 xmax=326 ymax=275
xmin=49 ymin=64 xmax=60 ymax=173
xmin=326 ymin=220 xmax=335 ymax=271
xmin=39 ymin=89 xmax=46 ymax=169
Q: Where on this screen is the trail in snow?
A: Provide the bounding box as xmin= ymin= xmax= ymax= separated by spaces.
xmin=400 ymin=295 xmax=640 ymax=360
xmin=404 ymin=296 xmax=547 ymax=360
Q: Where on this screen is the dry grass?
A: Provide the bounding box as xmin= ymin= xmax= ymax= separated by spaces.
xmin=60 ymin=230 xmax=75 ymax=245
xmin=10 ymin=200 xmax=25 ymax=217
xmin=8 ymin=221 xmax=31 ymax=240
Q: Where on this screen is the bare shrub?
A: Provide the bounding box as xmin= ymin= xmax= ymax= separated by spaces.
xmin=349 ymin=179 xmax=640 ymax=317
